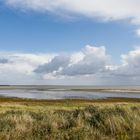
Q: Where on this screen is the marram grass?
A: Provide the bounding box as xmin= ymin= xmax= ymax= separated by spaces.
xmin=0 ymin=98 xmax=139 ymax=140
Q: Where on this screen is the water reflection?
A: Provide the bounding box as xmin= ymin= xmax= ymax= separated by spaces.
xmin=0 ymin=89 xmax=140 ymax=100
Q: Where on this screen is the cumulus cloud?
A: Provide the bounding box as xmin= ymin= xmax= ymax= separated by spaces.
xmin=33 ymin=45 xmax=140 ymax=85
xmin=34 ymin=45 xmax=110 ymax=78
xmin=61 ymin=46 xmax=109 ymax=76
xmin=0 ymin=58 xmax=9 ymax=64
xmin=111 ymin=47 xmax=140 ymax=77
xmin=34 ymin=54 xmax=70 ymax=74
xmin=0 ymin=45 xmax=140 ymax=85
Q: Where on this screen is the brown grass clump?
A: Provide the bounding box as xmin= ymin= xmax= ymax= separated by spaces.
xmin=0 ymin=101 xmax=139 ymax=140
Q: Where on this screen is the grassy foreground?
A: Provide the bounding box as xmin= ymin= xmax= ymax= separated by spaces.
xmin=0 ymin=98 xmax=140 ymax=140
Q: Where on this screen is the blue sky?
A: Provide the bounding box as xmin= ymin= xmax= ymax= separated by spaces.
xmin=0 ymin=4 xmax=140 ymax=62
xmin=0 ymin=0 xmax=140 ymax=85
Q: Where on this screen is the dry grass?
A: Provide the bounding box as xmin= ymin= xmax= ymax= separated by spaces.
xmin=0 ymin=97 xmax=139 ymax=140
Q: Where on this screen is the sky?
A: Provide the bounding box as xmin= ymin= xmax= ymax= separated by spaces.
xmin=0 ymin=0 xmax=140 ymax=85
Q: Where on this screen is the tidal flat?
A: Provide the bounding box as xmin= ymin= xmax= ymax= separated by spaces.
xmin=0 ymin=85 xmax=140 ymax=100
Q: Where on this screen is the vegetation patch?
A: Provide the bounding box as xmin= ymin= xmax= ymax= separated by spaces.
xmin=0 ymin=98 xmax=139 ymax=140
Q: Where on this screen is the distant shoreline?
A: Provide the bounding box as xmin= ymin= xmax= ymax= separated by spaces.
xmin=0 ymin=96 xmax=140 ymax=103
xmin=0 ymin=85 xmax=140 ymax=93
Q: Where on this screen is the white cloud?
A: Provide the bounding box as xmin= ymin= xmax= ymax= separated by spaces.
xmin=33 ymin=45 xmax=140 ymax=85
xmin=0 ymin=45 xmax=140 ymax=85
xmin=0 ymin=58 xmax=9 ymax=64
xmin=34 ymin=45 xmax=110 ymax=78
xmin=4 ymin=0 xmax=140 ymax=24
xmin=61 ymin=45 xmax=109 ymax=76
xmin=34 ymin=54 xmax=71 ymax=74
xmin=3 ymin=0 xmax=140 ymax=37
xmin=0 ymin=52 xmax=54 ymax=84
xmin=136 ymin=29 xmax=140 ymax=37
xmin=112 ymin=47 xmax=140 ymax=77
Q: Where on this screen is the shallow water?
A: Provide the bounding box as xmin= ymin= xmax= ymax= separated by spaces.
xmin=0 ymin=89 xmax=140 ymax=100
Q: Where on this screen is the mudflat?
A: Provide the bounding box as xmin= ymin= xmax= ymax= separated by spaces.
xmin=1 ymin=85 xmax=140 ymax=92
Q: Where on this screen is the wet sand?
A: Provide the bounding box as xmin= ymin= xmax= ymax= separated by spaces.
xmin=0 ymin=85 xmax=140 ymax=100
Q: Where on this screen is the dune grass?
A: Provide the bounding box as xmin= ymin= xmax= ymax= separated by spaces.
xmin=0 ymin=97 xmax=140 ymax=140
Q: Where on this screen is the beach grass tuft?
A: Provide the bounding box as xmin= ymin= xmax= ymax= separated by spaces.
xmin=0 ymin=98 xmax=139 ymax=140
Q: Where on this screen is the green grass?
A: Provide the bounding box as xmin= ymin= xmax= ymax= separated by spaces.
xmin=0 ymin=97 xmax=140 ymax=140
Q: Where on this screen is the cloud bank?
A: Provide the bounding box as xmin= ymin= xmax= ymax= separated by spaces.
xmin=0 ymin=45 xmax=140 ymax=85
xmin=0 ymin=52 xmax=54 ymax=84
xmin=4 ymin=0 xmax=140 ymax=33
xmin=4 ymin=0 xmax=140 ymax=21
